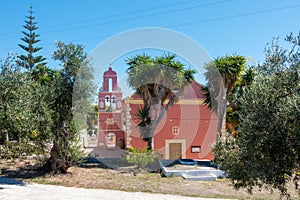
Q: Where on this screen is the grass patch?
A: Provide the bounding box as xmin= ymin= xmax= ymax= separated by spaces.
xmin=31 ymin=179 xmax=62 ymax=186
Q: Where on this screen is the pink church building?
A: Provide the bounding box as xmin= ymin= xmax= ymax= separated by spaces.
xmin=97 ymin=67 xmax=217 ymax=160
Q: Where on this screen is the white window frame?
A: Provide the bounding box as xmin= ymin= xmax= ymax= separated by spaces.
xmin=172 ymin=126 xmax=180 ymax=135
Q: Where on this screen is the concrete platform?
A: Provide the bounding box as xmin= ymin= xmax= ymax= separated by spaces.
xmin=159 ymin=160 xmax=226 ymax=181
xmin=182 ymin=173 xmax=217 ymax=181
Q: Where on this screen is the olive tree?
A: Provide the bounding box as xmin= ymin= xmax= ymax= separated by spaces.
xmin=43 ymin=41 xmax=95 ymax=173
xmin=214 ymin=34 xmax=300 ymax=198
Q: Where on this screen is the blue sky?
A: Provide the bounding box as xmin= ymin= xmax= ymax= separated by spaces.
xmin=1 ymin=0 xmax=300 ymax=89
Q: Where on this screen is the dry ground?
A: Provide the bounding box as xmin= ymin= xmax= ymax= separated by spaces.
xmin=0 ymin=158 xmax=299 ymax=200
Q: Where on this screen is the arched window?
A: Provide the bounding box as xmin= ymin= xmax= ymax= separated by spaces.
xmin=105 ymin=95 xmax=110 ymax=111
xmin=108 ymin=78 xmax=113 ymax=92
xmin=111 ymin=95 xmax=116 ymax=111
xmin=172 ymin=126 xmax=180 ymax=135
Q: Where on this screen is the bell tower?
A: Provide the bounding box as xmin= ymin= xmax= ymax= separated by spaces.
xmin=98 ymin=66 xmax=125 ymax=148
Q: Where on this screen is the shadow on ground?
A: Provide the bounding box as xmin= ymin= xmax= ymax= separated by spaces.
xmin=0 ymin=176 xmax=26 ymax=187
xmin=0 ymin=166 xmax=46 ymax=182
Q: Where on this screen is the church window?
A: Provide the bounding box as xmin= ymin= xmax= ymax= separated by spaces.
xmin=108 ymin=78 xmax=113 ymax=92
xmin=111 ymin=95 xmax=116 ymax=111
xmin=105 ymin=95 xmax=110 ymax=111
xmin=172 ymin=126 xmax=179 ymax=135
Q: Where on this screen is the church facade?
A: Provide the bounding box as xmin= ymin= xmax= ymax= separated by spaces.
xmin=97 ymin=67 xmax=217 ymax=160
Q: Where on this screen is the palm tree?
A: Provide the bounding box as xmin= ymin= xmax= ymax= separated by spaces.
xmin=126 ymin=53 xmax=195 ymax=150
xmin=226 ymin=67 xmax=255 ymax=134
xmin=202 ymin=55 xmax=247 ymax=138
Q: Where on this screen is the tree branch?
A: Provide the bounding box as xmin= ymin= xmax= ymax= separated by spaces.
xmin=276 ymin=87 xmax=300 ymax=99
xmin=165 ymin=95 xmax=175 ymax=110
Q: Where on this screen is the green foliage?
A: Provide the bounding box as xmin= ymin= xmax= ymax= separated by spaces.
xmin=124 ymin=147 xmax=162 ymax=169
xmin=43 ymin=41 xmax=95 ymax=173
xmin=1 ymin=40 xmax=93 ymax=173
xmin=17 ymin=6 xmax=46 ymax=72
xmin=0 ymin=6 xmax=54 ymax=159
xmin=0 ymin=141 xmax=20 ymax=159
xmin=1 ymin=7 xmax=94 ymax=174
xmin=134 ymin=106 xmax=151 ymax=139
xmin=68 ymin=120 xmax=86 ymax=164
xmin=86 ymin=105 xmax=98 ymax=136
xmin=126 ymin=147 xmax=150 ymax=153
xmin=202 ymin=55 xmax=248 ymax=137
xmin=226 ymin=66 xmax=255 ymax=134
xmin=0 ymin=55 xmax=53 ymax=157
xmin=200 ymin=84 xmax=215 ymax=111
xmin=126 ymin=53 xmax=195 ymax=149
xmin=0 ymin=56 xmax=31 ymax=141
xmin=214 ymin=34 xmax=300 ymax=198
xmin=214 ymin=55 xmax=247 ymax=94
xmin=32 ymin=65 xmax=56 ymax=85
xmin=127 ymin=53 xmax=195 ymax=101
xmin=202 ymin=55 xmax=247 ymax=110
xmin=0 ymin=140 xmax=46 ymax=159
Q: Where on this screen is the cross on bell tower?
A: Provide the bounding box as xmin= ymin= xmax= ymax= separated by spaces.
xmin=97 ymin=66 xmax=125 ymax=148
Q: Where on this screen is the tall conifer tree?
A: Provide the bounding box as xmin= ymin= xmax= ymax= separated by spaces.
xmin=17 ymin=6 xmax=46 ymax=72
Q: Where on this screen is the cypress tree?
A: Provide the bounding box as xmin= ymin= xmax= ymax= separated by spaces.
xmin=17 ymin=6 xmax=46 ymax=72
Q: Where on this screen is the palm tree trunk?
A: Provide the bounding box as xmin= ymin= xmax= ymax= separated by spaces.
xmin=216 ymin=87 xmax=227 ymax=139
xmin=147 ymin=137 xmax=153 ymax=150
xmin=144 ymin=105 xmax=167 ymax=150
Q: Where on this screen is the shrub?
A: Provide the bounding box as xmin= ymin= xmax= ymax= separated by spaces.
xmin=123 ymin=147 xmax=162 ymax=170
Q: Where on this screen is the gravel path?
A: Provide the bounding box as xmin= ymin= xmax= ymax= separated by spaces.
xmin=0 ymin=177 xmax=232 ymax=200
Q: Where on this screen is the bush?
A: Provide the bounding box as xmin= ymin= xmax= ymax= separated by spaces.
xmin=123 ymin=147 xmax=162 ymax=170
xmin=0 ymin=141 xmax=46 ymax=159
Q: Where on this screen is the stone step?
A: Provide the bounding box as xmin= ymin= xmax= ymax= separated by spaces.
xmin=182 ymin=173 xmax=217 ymax=181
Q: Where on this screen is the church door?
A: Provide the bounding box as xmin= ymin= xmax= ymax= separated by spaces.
xmin=169 ymin=143 xmax=182 ymax=159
